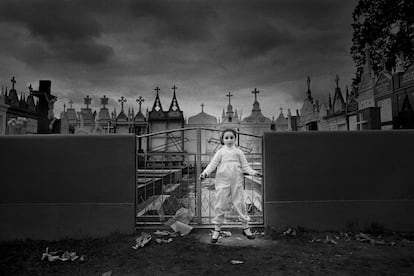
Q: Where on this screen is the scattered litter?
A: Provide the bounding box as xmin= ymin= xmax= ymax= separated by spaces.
xmin=356 ymin=233 xmax=386 ymax=246
xmin=231 ymin=260 xmax=244 ymax=264
xmin=340 ymin=232 xmax=351 ymax=241
xmin=41 ymin=247 xmax=81 ymax=262
xmin=355 ymin=233 xmax=372 ymax=243
xmin=309 ymin=232 xmax=401 ymax=247
xmin=309 ymin=238 xmax=322 ymax=243
xmin=153 ymin=230 xmax=172 ymax=236
xmin=236 ymin=237 xmax=243 ymax=241
xmin=153 ymin=230 xmax=178 ymax=238
xmin=170 ymin=221 xmax=193 ymax=236
xmin=324 ymin=235 xmax=338 ymax=245
xmin=165 ymin=207 xmax=194 ymax=236
xmin=61 ymin=251 xmax=79 ymax=261
xmin=102 ymin=270 xmax=112 ymax=276
xmin=402 ymin=238 xmax=414 ymax=243
xmin=355 ymin=233 xmax=398 ymax=246
xmin=209 ymin=230 xmax=232 ymax=239
xmin=281 ymin=227 xmax=296 ymax=237
xmin=132 ymin=232 xmax=152 ymax=249
xmin=220 ymin=231 xmax=232 ymax=238
xmin=252 ymin=230 xmax=265 ymax=236
xmin=165 ymin=207 xmax=193 ymax=226
xmin=310 ymin=236 xmax=337 ymax=245
xmin=155 ymin=238 xmax=173 ymax=244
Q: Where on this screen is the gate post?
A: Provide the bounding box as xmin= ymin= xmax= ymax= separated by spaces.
xmin=196 ymin=128 xmax=202 ymax=222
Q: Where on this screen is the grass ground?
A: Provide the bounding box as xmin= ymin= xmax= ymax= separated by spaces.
xmin=1 ymin=228 xmax=414 ymax=275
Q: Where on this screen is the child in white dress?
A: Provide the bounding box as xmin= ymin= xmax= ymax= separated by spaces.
xmin=200 ymin=129 xmax=262 ymax=243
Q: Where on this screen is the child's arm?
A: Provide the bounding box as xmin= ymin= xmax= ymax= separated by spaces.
xmin=200 ymin=150 xmax=222 ymax=179
xmin=239 ymin=150 xmax=262 ymax=176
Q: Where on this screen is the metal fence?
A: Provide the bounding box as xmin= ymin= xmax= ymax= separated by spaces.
xmin=135 ymin=127 xmax=263 ymax=226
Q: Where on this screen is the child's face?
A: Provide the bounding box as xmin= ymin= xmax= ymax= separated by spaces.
xmin=223 ymin=131 xmax=236 ymax=147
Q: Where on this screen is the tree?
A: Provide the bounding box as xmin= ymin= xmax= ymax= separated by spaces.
xmin=351 ymin=0 xmax=414 ymax=85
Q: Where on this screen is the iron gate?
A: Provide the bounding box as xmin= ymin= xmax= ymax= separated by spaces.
xmin=135 ymin=127 xmax=263 ymax=226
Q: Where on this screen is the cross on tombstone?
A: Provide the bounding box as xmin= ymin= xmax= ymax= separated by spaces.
xmin=171 ymin=85 xmax=177 ymax=94
xmin=335 ymin=75 xmax=340 ymax=88
xmin=11 ymin=76 xmax=16 ymax=90
xmin=101 ymin=95 xmax=108 ymax=108
xmin=280 ymin=107 xmax=283 ymax=114
xmin=69 ymin=100 xmax=74 ymax=109
xmin=155 ymin=86 xmax=160 ymax=94
xmin=28 ymin=84 xmax=33 ymax=93
xmin=201 ymin=103 xmax=204 ymax=112
xmin=84 ymin=95 xmax=92 ymax=108
xmin=252 ymin=88 xmax=260 ymax=102
xmin=226 ymin=92 xmax=233 ymax=105
xmin=136 ymin=96 xmax=144 ymax=112
xmin=381 ymin=58 xmax=386 ymax=71
xmin=63 ymin=104 xmax=66 ymax=112
xmin=118 ymin=96 xmax=127 ymax=112
xmin=307 ymin=76 xmax=311 ymax=90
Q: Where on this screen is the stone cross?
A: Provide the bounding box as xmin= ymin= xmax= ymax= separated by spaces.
xmin=28 ymin=84 xmax=33 ymax=93
xmin=226 ymin=92 xmax=233 ymax=105
xmin=118 ymin=96 xmax=126 ymax=112
xmin=172 ymin=85 xmax=177 ymax=94
xmin=252 ymin=88 xmax=260 ymax=102
xmin=155 ymin=86 xmax=160 ymax=94
xmin=201 ymin=103 xmax=204 ymax=112
xmin=63 ymin=104 xmax=66 ymax=112
xmin=84 ymin=95 xmax=92 ymax=108
xmin=136 ymin=96 xmax=144 ymax=112
xmin=307 ymin=76 xmax=311 ymax=90
xmin=280 ymin=107 xmax=283 ymax=114
xmin=69 ymin=100 xmax=74 ymax=109
xmin=101 ymin=95 xmax=108 ymax=108
xmin=335 ymin=75 xmax=340 ymax=88
xmin=11 ymin=76 xmax=16 ymax=90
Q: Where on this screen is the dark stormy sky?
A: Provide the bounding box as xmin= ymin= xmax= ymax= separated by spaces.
xmin=0 ymin=0 xmax=358 ymax=120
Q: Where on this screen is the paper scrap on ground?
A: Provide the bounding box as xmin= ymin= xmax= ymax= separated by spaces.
xmin=170 ymin=221 xmax=193 ymax=236
xmin=132 ymin=232 xmax=152 ymax=249
xmin=165 ymin=207 xmax=193 ymax=227
xmin=281 ymin=227 xmax=296 ymax=237
xmin=102 ymin=270 xmax=112 ymax=276
xmin=41 ymin=247 xmax=80 ymax=262
xmin=356 ymin=233 xmax=391 ymax=246
xmin=155 ymin=238 xmax=173 ymax=244
xmin=325 ymin=235 xmax=338 ymax=245
xmin=153 ymin=230 xmax=172 ymax=236
xmin=220 ymin=231 xmax=232 ymax=237
xmin=231 ymin=260 xmax=244 ymax=264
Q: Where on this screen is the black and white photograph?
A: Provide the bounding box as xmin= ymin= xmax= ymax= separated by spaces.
xmin=1 ymin=0 xmax=414 ymax=275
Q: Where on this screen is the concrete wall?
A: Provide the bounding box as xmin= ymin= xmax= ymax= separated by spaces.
xmin=0 ymin=135 xmax=136 ymax=241
xmin=264 ymin=131 xmax=414 ymax=231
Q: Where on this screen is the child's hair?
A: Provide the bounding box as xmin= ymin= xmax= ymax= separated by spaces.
xmin=220 ymin=128 xmax=238 ymax=145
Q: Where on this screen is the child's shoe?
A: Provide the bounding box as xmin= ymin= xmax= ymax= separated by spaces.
xmin=211 ymin=230 xmax=220 ymax=243
xmin=242 ymin=228 xmax=255 ymax=239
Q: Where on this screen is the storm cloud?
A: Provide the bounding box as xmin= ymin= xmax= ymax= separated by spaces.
xmin=0 ymin=0 xmax=358 ymax=119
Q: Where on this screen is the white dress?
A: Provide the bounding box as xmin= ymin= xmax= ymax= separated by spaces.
xmin=202 ymin=145 xmax=257 ymax=227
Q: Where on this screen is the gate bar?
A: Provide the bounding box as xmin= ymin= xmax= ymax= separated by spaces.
xmin=196 ymin=128 xmax=202 ymax=222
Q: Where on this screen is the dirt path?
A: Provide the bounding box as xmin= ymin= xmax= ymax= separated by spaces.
xmin=1 ymin=229 xmax=414 ymax=275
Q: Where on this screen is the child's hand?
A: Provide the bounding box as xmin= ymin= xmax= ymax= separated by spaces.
xmin=199 ymin=172 xmax=207 ymax=180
